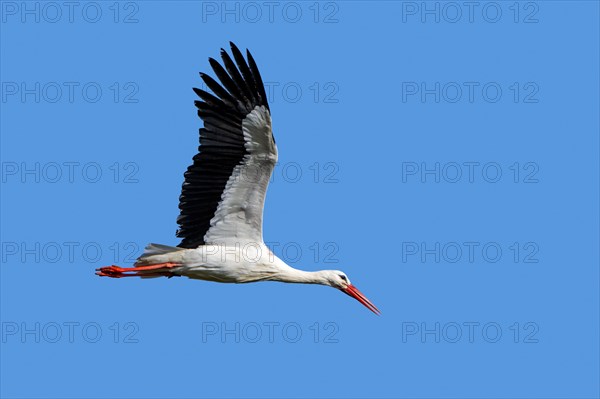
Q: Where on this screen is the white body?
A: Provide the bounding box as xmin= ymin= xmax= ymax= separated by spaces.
xmin=137 ymin=243 xmax=332 ymax=285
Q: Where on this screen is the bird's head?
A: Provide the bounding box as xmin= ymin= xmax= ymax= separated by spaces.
xmin=321 ymin=270 xmax=381 ymax=315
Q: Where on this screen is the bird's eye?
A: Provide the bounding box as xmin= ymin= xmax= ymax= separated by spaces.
xmin=339 ymin=275 xmax=347 ymax=281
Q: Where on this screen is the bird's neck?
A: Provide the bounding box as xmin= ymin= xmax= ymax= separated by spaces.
xmin=272 ymin=267 xmax=329 ymax=285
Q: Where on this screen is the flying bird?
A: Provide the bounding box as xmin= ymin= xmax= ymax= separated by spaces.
xmin=96 ymin=42 xmax=380 ymax=315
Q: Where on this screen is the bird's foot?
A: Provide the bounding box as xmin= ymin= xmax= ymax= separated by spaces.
xmin=95 ymin=263 xmax=180 ymax=278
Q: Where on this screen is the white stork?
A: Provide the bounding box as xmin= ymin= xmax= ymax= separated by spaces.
xmin=96 ymin=42 xmax=380 ymax=315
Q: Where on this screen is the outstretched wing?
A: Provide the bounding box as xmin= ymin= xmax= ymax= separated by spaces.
xmin=176 ymin=42 xmax=277 ymax=249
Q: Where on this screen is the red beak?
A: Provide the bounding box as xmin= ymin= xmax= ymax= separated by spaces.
xmin=342 ymin=284 xmax=381 ymax=315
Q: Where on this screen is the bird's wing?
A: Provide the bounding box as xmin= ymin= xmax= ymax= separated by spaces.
xmin=176 ymin=42 xmax=277 ymax=248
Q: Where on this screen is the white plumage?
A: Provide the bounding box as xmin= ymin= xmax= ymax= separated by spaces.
xmin=205 ymin=106 xmax=276 ymax=245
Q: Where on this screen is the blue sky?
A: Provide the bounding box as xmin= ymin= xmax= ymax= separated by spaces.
xmin=1 ymin=1 xmax=599 ymax=398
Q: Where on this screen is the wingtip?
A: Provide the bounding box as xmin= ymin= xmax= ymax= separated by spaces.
xmin=230 ymin=42 xmax=246 ymax=58
xmin=208 ymin=57 xmax=221 ymax=71
xmin=198 ymin=72 xmax=208 ymax=84
xmin=246 ymin=48 xmax=259 ymax=68
xmin=219 ymin=48 xmax=234 ymax=65
xmin=199 ymin=72 xmax=211 ymax=83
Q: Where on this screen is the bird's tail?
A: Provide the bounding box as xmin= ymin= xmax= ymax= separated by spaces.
xmin=134 ymin=243 xmax=184 ymax=266
xmin=96 ymin=243 xmax=185 ymax=278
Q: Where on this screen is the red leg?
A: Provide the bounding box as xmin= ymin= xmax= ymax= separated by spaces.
xmin=96 ymin=263 xmax=179 ymax=278
xmin=95 ymin=270 xmax=175 ymax=278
